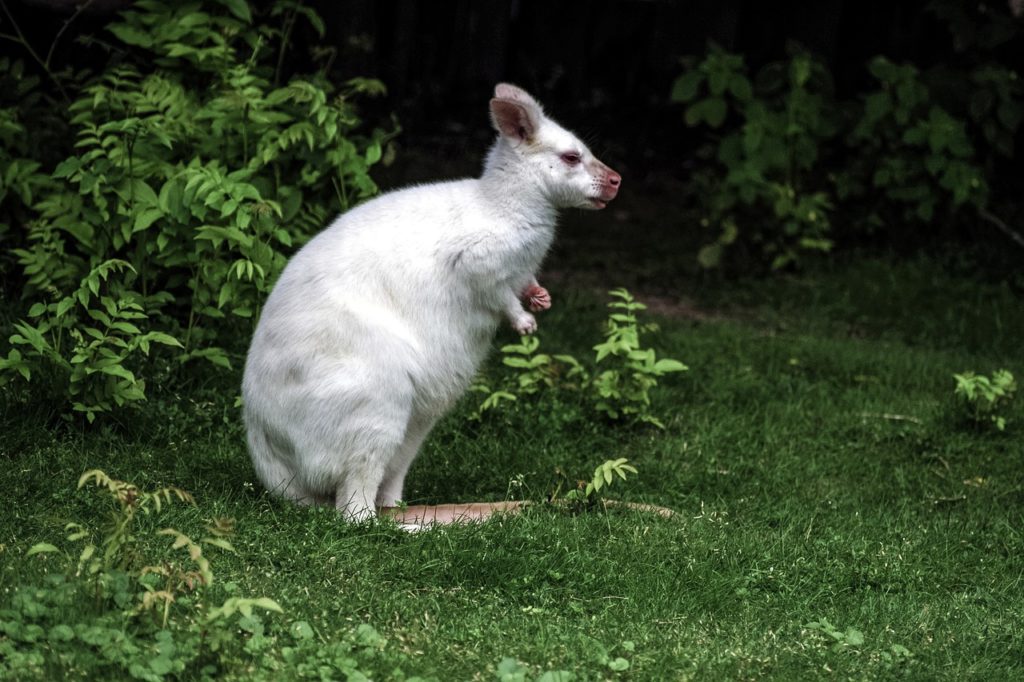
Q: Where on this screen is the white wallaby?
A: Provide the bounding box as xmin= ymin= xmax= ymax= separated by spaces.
xmin=242 ymin=83 xmax=621 ymax=521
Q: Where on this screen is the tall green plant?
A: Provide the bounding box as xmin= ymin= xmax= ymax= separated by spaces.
xmin=838 ymin=57 xmax=988 ymax=229
xmin=591 ymin=288 xmax=687 ymax=428
xmin=0 ymin=0 xmax=393 ymax=420
xmin=671 ymin=45 xmax=838 ymax=270
xmin=0 ymin=58 xmax=52 ymax=264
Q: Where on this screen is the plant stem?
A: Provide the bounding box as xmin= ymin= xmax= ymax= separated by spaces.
xmin=273 ymin=0 xmax=302 ymax=87
xmin=978 ymin=207 xmax=1024 ymax=250
xmin=0 ymin=0 xmax=71 ymax=103
xmin=45 ymin=0 xmax=96 ymax=69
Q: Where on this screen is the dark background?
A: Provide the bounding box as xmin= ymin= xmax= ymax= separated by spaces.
xmin=12 ymin=0 xmax=1017 ymax=168
xmin=6 ymin=0 xmax=1023 ymax=278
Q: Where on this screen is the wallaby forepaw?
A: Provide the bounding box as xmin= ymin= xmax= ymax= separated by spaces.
xmin=512 ymin=312 xmax=538 ymax=335
xmin=523 ymin=284 xmax=551 ymax=312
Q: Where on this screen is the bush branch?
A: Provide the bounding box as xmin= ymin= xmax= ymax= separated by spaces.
xmin=979 ymin=207 xmax=1024 ymax=250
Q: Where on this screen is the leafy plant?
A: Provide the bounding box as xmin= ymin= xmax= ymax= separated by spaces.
xmin=671 ymin=45 xmax=838 ymax=270
xmin=7 ymin=469 xmax=292 ymax=680
xmin=1 ymin=260 xmax=183 ymax=420
xmin=30 ymin=468 xmax=195 ymax=574
xmin=0 ymin=58 xmax=52 ymax=256
xmin=470 ymin=335 xmax=585 ymax=420
xmin=471 ymin=288 xmax=686 ymax=428
xmin=926 ymin=0 xmax=1023 ymax=55
xmin=570 ymin=458 xmax=638 ymax=502
xmin=804 ymin=618 xmax=865 ymax=649
xmin=953 ymin=369 xmax=1016 ymax=430
xmin=591 ymin=288 xmax=687 ymax=428
xmin=0 ymin=0 xmax=394 ymax=421
xmin=966 ymin=64 xmax=1023 ymax=161
xmin=804 ymin=619 xmax=914 ymax=669
xmin=839 ymin=57 xmax=988 ymax=231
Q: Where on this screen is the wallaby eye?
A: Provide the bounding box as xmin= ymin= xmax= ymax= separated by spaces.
xmin=560 ymin=152 xmax=582 ymax=166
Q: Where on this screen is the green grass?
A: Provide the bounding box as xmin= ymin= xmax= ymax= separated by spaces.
xmin=1 ymin=256 xmax=1022 ymax=680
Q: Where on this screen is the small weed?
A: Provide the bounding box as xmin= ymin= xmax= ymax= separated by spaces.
xmin=953 ymin=369 xmax=1016 ymax=430
xmin=550 ymin=458 xmax=640 ymax=511
xmin=805 ymin=618 xmax=865 ymax=649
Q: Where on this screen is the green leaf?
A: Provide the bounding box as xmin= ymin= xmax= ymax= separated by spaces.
xmin=697 ymin=243 xmax=723 ymax=269
xmin=48 ymin=624 xmax=75 ymax=642
xmin=700 ymin=97 xmax=728 ymax=127
xmin=183 ymin=347 xmax=233 ymax=369
xmin=290 ymin=620 xmax=315 ymax=640
xmin=146 ymin=331 xmax=182 ymax=348
xmin=27 ymin=543 xmax=60 ymax=556
xmin=108 ymin=23 xmax=154 ymax=48
xmin=670 ymin=71 xmax=702 ymax=102
xmin=653 ymin=359 xmax=688 ymax=373
xmin=203 ymin=537 xmax=236 ymax=553
xmin=99 ymin=364 xmax=136 ymax=382
xmin=131 ymin=179 xmax=159 ymax=207
xmin=158 ymin=177 xmax=184 ymax=214
xmin=149 ymin=656 xmax=174 ymax=676
xmin=728 ymin=74 xmax=753 ymax=101
xmin=133 ymin=207 xmax=163 ymax=232
xmin=608 ymin=657 xmax=630 ymax=671
xmin=252 ymin=597 xmax=284 ymax=613
xmin=53 ymin=157 xmax=82 ymax=179
xmin=365 ymin=141 xmax=382 ymax=165
xmin=218 ymin=0 xmax=253 ymax=22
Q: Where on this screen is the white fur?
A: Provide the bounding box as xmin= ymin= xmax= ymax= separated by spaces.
xmin=242 ymin=83 xmax=620 ymax=520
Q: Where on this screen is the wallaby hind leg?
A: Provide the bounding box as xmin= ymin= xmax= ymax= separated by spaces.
xmin=336 ymin=480 xmax=384 ymax=521
xmin=312 ymin=370 xmax=414 ymax=521
xmin=375 ymin=411 xmax=441 ymax=508
xmin=333 ymin=425 xmax=409 ymax=520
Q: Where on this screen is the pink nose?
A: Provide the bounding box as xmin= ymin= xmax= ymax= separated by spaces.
xmin=604 ymin=169 xmax=621 ymax=199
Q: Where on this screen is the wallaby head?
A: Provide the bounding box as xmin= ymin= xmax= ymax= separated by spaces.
xmin=486 ymin=83 xmax=621 ymax=210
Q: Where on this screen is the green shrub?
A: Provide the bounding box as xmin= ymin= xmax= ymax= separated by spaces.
xmin=0 ymin=0 xmax=393 ymax=421
xmin=671 ymin=39 xmax=1021 ymax=269
xmin=671 ymin=45 xmax=838 ymax=270
xmin=837 ymin=57 xmax=988 ymax=231
xmin=0 ymin=58 xmax=54 ymax=275
xmin=7 ymin=470 xmax=285 ymax=680
xmin=6 ymin=469 xmax=431 ymax=681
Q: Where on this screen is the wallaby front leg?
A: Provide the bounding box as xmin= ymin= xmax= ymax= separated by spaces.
xmin=503 ymin=287 xmax=537 ymax=335
xmin=522 ymin=279 xmax=551 ymax=312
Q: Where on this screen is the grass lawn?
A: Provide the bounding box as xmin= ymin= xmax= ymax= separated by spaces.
xmin=1 ymin=254 xmax=1022 ymax=680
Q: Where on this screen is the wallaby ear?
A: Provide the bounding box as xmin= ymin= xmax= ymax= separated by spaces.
xmin=494 ymin=83 xmax=542 ymax=110
xmin=489 ymin=98 xmax=540 ymax=142
xmin=490 ymin=83 xmax=544 ymax=142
